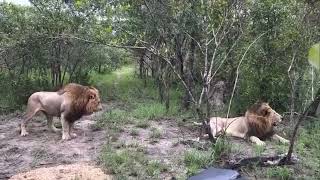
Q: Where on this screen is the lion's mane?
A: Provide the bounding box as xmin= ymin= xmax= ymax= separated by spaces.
xmin=58 ymin=83 xmax=100 ymax=122
xmin=245 ymin=102 xmax=275 ymax=140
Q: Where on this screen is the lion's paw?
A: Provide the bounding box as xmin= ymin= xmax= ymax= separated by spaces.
xmin=51 ymin=127 xmax=61 ymax=133
xmin=256 ymin=141 xmax=266 ymax=146
xmin=70 ymin=133 xmax=77 ymax=138
xmin=62 ymin=134 xmax=72 ymax=140
xmin=281 ymin=139 xmax=290 ymax=144
xmin=21 ymin=131 xmax=29 ymax=137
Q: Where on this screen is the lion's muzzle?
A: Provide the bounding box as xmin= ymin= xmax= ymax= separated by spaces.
xmin=97 ymin=104 xmax=103 ymax=111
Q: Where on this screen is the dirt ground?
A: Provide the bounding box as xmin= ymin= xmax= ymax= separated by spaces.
xmin=116 ymin=119 xmax=202 ymax=177
xmin=0 ymin=101 xmax=290 ymax=180
xmin=0 ymin=103 xmax=202 ymax=180
xmin=0 ymin=105 xmax=109 ymax=180
xmin=10 ymin=163 xmax=112 ymax=180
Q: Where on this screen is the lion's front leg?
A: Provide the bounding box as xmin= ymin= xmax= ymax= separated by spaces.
xmin=61 ymin=117 xmax=71 ymax=140
xmin=68 ymin=122 xmax=77 ymax=138
xmin=272 ymin=134 xmax=289 ymax=144
xmin=249 ymin=136 xmax=266 ymax=146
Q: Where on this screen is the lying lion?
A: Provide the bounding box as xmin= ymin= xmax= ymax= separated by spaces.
xmin=208 ymin=102 xmax=289 ymax=146
xmin=20 ymin=83 xmax=103 ymax=140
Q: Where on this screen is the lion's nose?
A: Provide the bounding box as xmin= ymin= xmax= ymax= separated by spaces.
xmin=98 ymin=104 xmax=103 ymax=111
xmin=280 ymin=115 xmax=283 ymax=121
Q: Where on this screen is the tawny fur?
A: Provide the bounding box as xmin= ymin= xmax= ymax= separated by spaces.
xmin=20 ymin=83 xmax=103 ymax=140
xmin=209 ymin=102 xmax=289 ymax=146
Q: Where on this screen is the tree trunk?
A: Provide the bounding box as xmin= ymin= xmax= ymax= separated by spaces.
xmin=164 ymin=65 xmax=171 ymax=111
xmin=174 ymin=34 xmax=184 ymax=77
xmin=139 ymin=50 xmax=146 ymax=79
xmin=182 ymin=36 xmax=196 ymax=110
xmin=98 ymin=63 xmax=102 ymax=73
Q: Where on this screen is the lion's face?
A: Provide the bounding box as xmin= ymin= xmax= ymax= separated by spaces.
xmin=260 ymin=103 xmax=283 ymax=126
xmin=86 ymin=88 xmax=103 ymax=114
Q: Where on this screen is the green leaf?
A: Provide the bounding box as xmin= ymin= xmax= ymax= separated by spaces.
xmin=105 ymin=26 xmax=112 ymax=33
xmin=308 ymin=43 xmax=320 ymax=69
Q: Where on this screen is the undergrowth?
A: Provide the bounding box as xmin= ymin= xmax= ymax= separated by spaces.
xmin=90 ymin=65 xmax=183 ymax=128
xmin=184 ymin=137 xmax=232 ymax=176
xmin=242 ymin=119 xmax=320 ymax=179
xmin=91 ymin=65 xmax=186 ymax=179
xmin=99 ymin=143 xmax=168 ymax=180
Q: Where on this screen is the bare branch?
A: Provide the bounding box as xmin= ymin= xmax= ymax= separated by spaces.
xmin=185 ymin=32 xmax=205 ymax=55
xmin=49 ymin=34 xmax=147 ymax=49
xmin=288 ymin=51 xmax=297 ymax=121
xmin=227 ymin=31 xmax=268 ymax=118
xmin=147 ymin=47 xmax=197 ymax=104
xmin=209 ymin=34 xmax=242 ymax=83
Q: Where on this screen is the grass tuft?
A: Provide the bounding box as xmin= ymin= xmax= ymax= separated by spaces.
xmin=184 ymin=149 xmax=212 ymax=176
xmin=132 ymin=102 xmax=166 ymax=120
xmin=266 ymin=166 xmax=293 ymax=180
xmin=135 ymin=120 xmax=150 ymax=129
xmin=146 ymin=160 xmax=168 ymax=177
xmin=100 ymin=144 xmax=166 ymax=179
xmin=253 ymin=144 xmax=265 ymax=156
xmin=149 ymin=127 xmax=162 ymax=139
xmin=130 ymin=129 xmax=139 ymax=136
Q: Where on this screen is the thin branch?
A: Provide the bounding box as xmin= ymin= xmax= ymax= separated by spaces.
xmin=288 ymin=51 xmax=297 ymax=121
xmin=227 ymin=31 xmax=268 ymax=118
xmin=185 ymin=32 xmax=205 ymax=55
xmin=49 ymin=34 xmax=147 ymax=49
xmin=209 ymin=34 xmax=242 ymax=83
xmin=198 ymin=88 xmax=205 ymax=106
xmin=287 ymin=52 xmax=296 ymax=74
xmin=147 ymin=47 xmax=197 ymax=104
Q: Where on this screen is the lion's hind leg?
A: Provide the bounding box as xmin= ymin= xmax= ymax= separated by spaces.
xmin=21 ymin=104 xmax=40 ymax=137
xmin=46 ymin=114 xmax=61 ymax=133
xmin=209 ymin=118 xmax=224 ymax=138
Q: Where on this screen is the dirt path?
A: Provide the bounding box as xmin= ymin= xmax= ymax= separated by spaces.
xmin=0 ymin=105 xmax=109 ymax=180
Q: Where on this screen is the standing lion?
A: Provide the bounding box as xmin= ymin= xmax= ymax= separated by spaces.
xmin=208 ymin=101 xmax=289 ymax=146
xmin=20 ymin=83 xmax=103 ymax=140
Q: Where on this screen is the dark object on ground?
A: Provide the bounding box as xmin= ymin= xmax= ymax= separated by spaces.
xmin=188 ymin=167 xmax=245 ymax=180
xmin=224 ymin=153 xmax=299 ymax=169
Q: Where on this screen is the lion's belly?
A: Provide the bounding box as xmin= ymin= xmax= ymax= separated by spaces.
xmin=37 ymin=92 xmax=64 ymax=116
xmin=225 ymin=117 xmax=247 ymax=134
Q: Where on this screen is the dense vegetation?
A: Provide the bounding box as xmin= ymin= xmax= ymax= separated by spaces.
xmin=0 ymin=0 xmax=319 ymax=179
xmin=1 ymin=0 xmax=319 ymax=115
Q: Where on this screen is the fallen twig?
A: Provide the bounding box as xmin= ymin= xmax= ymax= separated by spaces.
xmin=225 ymin=153 xmax=299 ymax=169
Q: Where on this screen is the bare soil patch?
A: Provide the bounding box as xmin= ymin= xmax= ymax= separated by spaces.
xmin=10 ymin=163 xmax=112 ymax=180
xmin=0 ymin=105 xmax=109 ymax=180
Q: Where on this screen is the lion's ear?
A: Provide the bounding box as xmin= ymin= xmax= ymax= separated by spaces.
xmin=89 ymin=94 xmax=96 ymax=99
xmin=261 ymin=108 xmax=270 ymax=117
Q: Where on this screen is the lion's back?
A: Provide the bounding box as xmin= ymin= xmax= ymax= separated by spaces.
xmin=28 ymin=91 xmax=66 ymax=116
